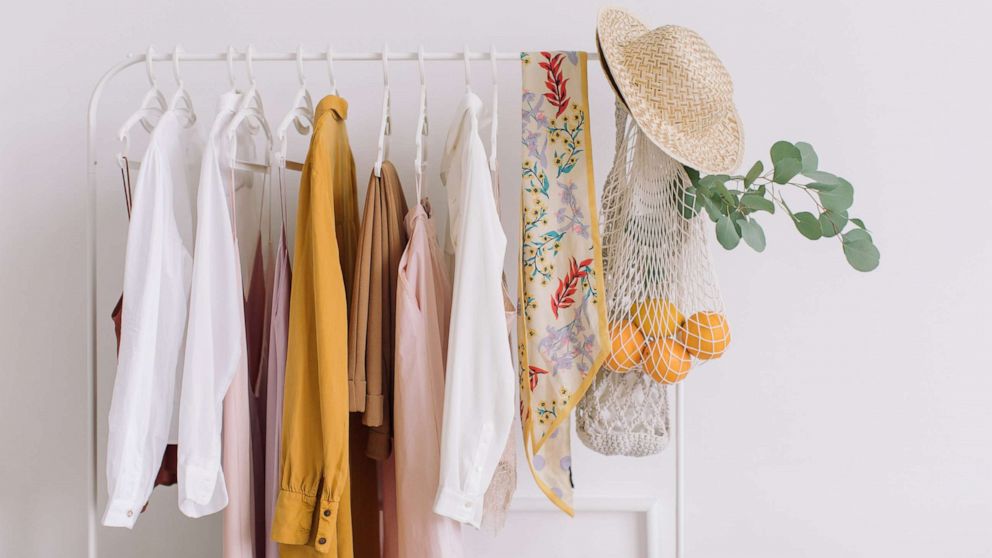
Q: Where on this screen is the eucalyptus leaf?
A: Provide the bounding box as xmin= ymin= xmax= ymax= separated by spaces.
xmin=716 ymin=215 xmax=741 ymax=249
xmin=842 ymin=229 xmax=880 ymax=271
xmin=793 ymin=211 xmax=822 ymax=240
xmin=844 ymin=228 xmax=873 ymax=242
xmin=702 ymin=196 xmax=723 ymax=221
xmin=819 ymin=210 xmax=848 ymax=238
xmin=737 ymin=218 xmax=767 ymax=252
xmin=818 ymin=179 xmax=854 ymax=212
xmin=850 ymin=217 xmax=866 ymax=229
xmin=802 ymin=170 xmax=843 ymax=185
xmin=770 ymin=141 xmax=803 ymax=184
xmin=795 ymin=141 xmax=818 ymax=172
xmin=805 ymin=182 xmax=837 ymax=192
xmin=741 ymin=193 xmax=775 ymax=213
xmin=744 ymin=160 xmax=764 ymax=187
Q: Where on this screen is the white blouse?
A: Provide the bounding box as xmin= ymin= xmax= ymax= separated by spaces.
xmin=177 ymin=92 xmax=250 ymax=518
xmin=434 ymin=92 xmax=516 ymax=528
xmin=102 ymin=109 xmax=200 ymax=528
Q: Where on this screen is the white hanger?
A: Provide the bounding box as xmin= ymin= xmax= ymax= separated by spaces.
xmin=326 ymin=44 xmax=338 ymax=96
xmin=116 ymin=46 xmax=168 ymax=167
xmin=226 ymin=46 xmax=238 ymax=92
xmin=488 ymin=44 xmax=499 ymax=172
xmin=274 ymin=44 xmax=312 ymax=172
xmin=414 ymin=45 xmax=429 ymax=200
xmin=463 ymin=44 xmax=472 ymax=92
xmin=226 ymin=45 xmax=273 ymax=177
xmin=373 ymin=43 xmax=391 ymax=178
xmin=168 ymin=45 xmax=197 ymax=128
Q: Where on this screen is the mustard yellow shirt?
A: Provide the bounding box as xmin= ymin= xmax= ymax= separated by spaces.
xmin=272 ymin=95 xmax=359 ymax=557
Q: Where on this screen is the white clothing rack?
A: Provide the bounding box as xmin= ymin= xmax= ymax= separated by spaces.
xmin=84 ymin=48 xmax=684 ymax=558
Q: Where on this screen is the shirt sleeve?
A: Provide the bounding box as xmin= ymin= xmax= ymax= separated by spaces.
xmin=434 ymin=134 xmax=516 ymax=528
xmin=272 ymin=130 xmax=352 ymax=554
xmin=103 ymin=145 xmax=193 ymax=528
xmin=177 ymin=149 xmax=245 ymax=518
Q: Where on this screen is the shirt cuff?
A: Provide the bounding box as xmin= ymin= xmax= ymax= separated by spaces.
xmin=272 ymin=490 xmax=340 ymax=554
xmin=362 ymin=394 xmax=384 ymax=427
xmin=366 ymin=428 xmax=390 ymax=461
xmin=178 ymin=461 xmax=225 ymax=518
xmin=433 ymin=486 xmax=484 ymax=528
xmin=102 ymin=498 xmax=141 ymax=529
xmin=348 ymin=379 xmax=366 ymax=413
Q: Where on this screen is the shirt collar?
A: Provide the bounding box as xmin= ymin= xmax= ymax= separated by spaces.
xmin=217 ymin=90 xmax=242 ymax=114
xmin=316 ymin=95 xmax=349 ymax=121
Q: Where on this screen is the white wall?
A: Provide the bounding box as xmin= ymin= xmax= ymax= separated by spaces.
xmin=2 ymin=0 xmax=991 ymax=556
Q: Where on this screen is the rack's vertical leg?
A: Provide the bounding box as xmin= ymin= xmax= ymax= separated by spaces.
xmin=675 ymin=381 xmax=685 ymax=558
xmin=86 ymin=148 xmax=98 ymax=558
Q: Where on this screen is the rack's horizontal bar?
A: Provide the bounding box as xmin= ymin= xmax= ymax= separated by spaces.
xmin=132 ymin=49 xmax=599 ymax=63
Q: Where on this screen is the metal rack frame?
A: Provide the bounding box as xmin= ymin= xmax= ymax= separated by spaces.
xmin=84 ymin=47 xmax=684 ymax=558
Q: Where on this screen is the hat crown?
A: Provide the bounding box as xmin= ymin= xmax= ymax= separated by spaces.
xmin=622 ymin=25 xmax=734 ymax=135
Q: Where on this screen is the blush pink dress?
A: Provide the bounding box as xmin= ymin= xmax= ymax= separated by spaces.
xmin=391 ymin=199 xmax=463 ymax=558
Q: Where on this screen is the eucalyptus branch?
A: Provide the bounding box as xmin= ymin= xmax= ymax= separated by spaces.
xmin=683 ymin=140 xmax=879 ymax=272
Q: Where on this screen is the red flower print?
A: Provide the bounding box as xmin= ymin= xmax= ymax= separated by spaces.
xmin=528 ymin=365 xmax=550 ymax=391
xmin=539 ymin=52 xmax=571 ymax=118
xmin=550 ymin=257 xmax=591 ymax=319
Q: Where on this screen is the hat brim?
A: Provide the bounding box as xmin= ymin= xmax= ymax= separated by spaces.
xmin=596 ymin=7 xmax=744 ymax=174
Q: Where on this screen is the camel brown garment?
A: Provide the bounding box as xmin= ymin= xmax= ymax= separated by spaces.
xmin=347 ymin=161 xmax=409 ymax=460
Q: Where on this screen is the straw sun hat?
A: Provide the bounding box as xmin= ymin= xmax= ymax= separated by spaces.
xmin=596 ymin=7 xmax=744 ymax=174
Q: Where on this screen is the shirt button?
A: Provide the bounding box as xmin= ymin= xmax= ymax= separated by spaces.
xmin=126 ymin=510 xmax=134 ymax=518
xmin=318 ymin=537 xmax=327 ymax=545
xmin=323 ymin=509 xmax=331 ymax=517
xmin=463 ymin=502 xmax=471 ymax=509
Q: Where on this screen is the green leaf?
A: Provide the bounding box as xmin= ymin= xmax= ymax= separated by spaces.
xmin=737 ymin=218 xmax=767 ymax=252
xmin=716 ymin=215 xmax=741 ymax=249
xmin=795 ymin=141 xmax=818 ymax=172
xmin=744 ymin=161 xmax=764 ymax=187
xmin=684 ymin=166 xmax=700 ymax=187
xmin=818 ymin=178 xmax=854 ymax=212
xmin=770 ymin=141 xmax=803 ymax=184
xmin=701 ymin=195 xmax=723 ymax=221
xmin=740 ymin=193 xmax=775 ymax=213
xmin=842 ymin=229 xmax=880 ymax=272
xmin=802 ymin=170 xmax=843 ymax=185
xmin=850 ymin=217 xmax=866 ymax=229
xmin=805 ymin=182 xmax=837 ymax=192
xmin=793 ymin=211 xmax=822 ymax=240
xmin=819 ymin=210 xmax=848 ymax=238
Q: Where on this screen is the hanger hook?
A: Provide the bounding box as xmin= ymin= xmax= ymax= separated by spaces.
xmin=145 ymin=45 xmax=158 ymax=88
xmin=489 ymin=44 xmax=498 ymax=82
xmin=417 ymin=45 xmax=426 ymax=86
xmin=381 ymin=43 xmax=389 ymax=87
xmin=326 ymin=44 xmax=337 ymax=94
xmin=295 ymin=44 xmax=306 ymax=86
xmin=463 ymin=44 xmax=471 ymax=91
xmin=246 ymin=44 xmax=256 ymax=85
xmin=172 ymin=45 xmax=184 ymax=87
xmin=226 ymin=46 xmax=237 ymax=89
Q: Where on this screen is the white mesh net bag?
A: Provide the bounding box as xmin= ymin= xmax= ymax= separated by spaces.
xmin=577 ymin=101 xmax=730 ymax=457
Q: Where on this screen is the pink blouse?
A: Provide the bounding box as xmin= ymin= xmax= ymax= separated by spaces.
xmin=392 ymin=201 xmax=463 ymax=557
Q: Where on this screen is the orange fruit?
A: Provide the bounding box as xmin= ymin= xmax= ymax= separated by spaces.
xmin=631 ymin=298 xmax=685 ymax=339
xmin=605 ymin=320 xmax=645 ymax=373
xmin=678 ymin=311 xmax=731 ymax=360
xmin=642 ymin=338 xmax=693 ymax=384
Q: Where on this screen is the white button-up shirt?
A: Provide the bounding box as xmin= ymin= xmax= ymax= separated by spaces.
xmin=177 ymin=92 xmax=251 ymax=519
xmin=102 ymin=109 xmax=200 ymax=528
xmin=434 ymin=92 xmax=516 ymax=528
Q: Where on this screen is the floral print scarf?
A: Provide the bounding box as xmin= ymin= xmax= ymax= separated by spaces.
xmin=518 ymin=51 xmax=608 ymax=514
